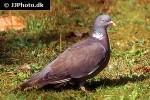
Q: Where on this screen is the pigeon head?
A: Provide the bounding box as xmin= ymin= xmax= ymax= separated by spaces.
xmin=92 ymin=15 xmax=116 ymax=39
xmin=94 ymin=15 xmax=116 ymax=28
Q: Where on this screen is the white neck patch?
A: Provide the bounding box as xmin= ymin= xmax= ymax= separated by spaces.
xmin=92 ymin=33 xmax=104 ymax=40
xmin=92 ymin=28 xmax=105 ymax=40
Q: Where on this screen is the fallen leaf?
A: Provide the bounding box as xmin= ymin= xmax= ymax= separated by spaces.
xmin=137 ymin=0 xmax=150 ymax=4
xmin=65 ymin=31 xmax=89 ymax=38
xmin=98 ymin=0 xmax=114 ymax=4
xmin=74 ymin=32 xmax=89 ymax=38
xmin=0 ymin=16 xmax=26 ymax=31
xmin=135 ymin=66 xmax=150 ymax=73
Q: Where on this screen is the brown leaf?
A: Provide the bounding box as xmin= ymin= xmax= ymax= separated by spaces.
xmin=98 ymin=0 xmax=114 ymax=4
xmin=74 ymin=32 xmax=89 ymax=38
xmin=65 ymin=31 xmax=76 ymax=38
xmin=98 ymin=0 xmax=106 ymax=4
xmin=65 ymin=31 xmax=89 ymax=38
xmin=0 ymin=16 xmax=26 ymax=31
xmin=135 ymin=66 xmax=150 ymax=73
xmin=137 ymin=0 xmax=150 ymax=5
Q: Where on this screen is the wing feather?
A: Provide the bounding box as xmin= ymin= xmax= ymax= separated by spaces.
xmin=22 ymin=38 xmax=107 ymax=87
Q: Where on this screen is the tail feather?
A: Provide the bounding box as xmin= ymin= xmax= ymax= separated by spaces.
xmin=11 ymin=63 xmax=72 ymax=92
xmin=13 ymin=77 xmax=42 ymax=91
xmin=11 ymin=72 xmax=49 ymax=92
xmin=11 ymin=80 xmax=31 ymax=92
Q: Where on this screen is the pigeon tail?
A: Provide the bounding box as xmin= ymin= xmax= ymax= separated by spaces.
xmin=11 ymin=66 xmax=52 ymax=92
xmin=11 ymin=80 xmax=31 ymax=92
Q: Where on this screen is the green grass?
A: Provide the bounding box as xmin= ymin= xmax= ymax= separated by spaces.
xmin=0 ymin=0 xmax=150 ymax=99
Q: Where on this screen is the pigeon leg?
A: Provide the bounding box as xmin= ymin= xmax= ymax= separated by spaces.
xmin=79 ymin=83 xmax=89 ymax=93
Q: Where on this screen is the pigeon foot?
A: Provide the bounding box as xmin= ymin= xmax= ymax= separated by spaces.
xmin=79 ymin=83 xmax=89 ymax=93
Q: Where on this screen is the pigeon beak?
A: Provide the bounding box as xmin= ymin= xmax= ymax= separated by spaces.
xmin=108 ymin=21 xmax=116 ymax=27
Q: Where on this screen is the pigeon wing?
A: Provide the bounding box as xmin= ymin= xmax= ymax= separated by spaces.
xmin=18 ymin=39 xmax=107 ymax=90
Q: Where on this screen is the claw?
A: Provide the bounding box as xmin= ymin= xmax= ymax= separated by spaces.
xmin=79 ymin=83 xmax=89 ymax=93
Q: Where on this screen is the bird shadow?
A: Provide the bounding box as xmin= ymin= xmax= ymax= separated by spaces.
xmin=37 ymin=74 xmax=149 ymax=92
xmin=86 ymin=74 xmax=149 ymax=91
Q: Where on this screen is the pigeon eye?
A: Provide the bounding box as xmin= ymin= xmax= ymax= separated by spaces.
xmin=101 ymin=19 xmax=105 ymax=22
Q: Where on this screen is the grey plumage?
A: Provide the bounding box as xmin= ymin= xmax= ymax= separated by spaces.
xmin=13 ymin=15 xmax=116 ymax=92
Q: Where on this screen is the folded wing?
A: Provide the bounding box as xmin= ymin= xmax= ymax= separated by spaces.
xmin=18 ymin=38 xmax=106 ymax=90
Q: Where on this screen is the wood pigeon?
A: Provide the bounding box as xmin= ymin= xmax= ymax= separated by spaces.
xmin=13 ymin=15 xmax=116 ymax=92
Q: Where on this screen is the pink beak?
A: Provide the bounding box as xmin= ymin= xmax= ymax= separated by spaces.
xmin=108 ymin=21 xmax=116 ymax=26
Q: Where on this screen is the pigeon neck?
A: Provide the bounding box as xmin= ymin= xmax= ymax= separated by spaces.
xmin=92 ymin=28 xmax=107 ymax=40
